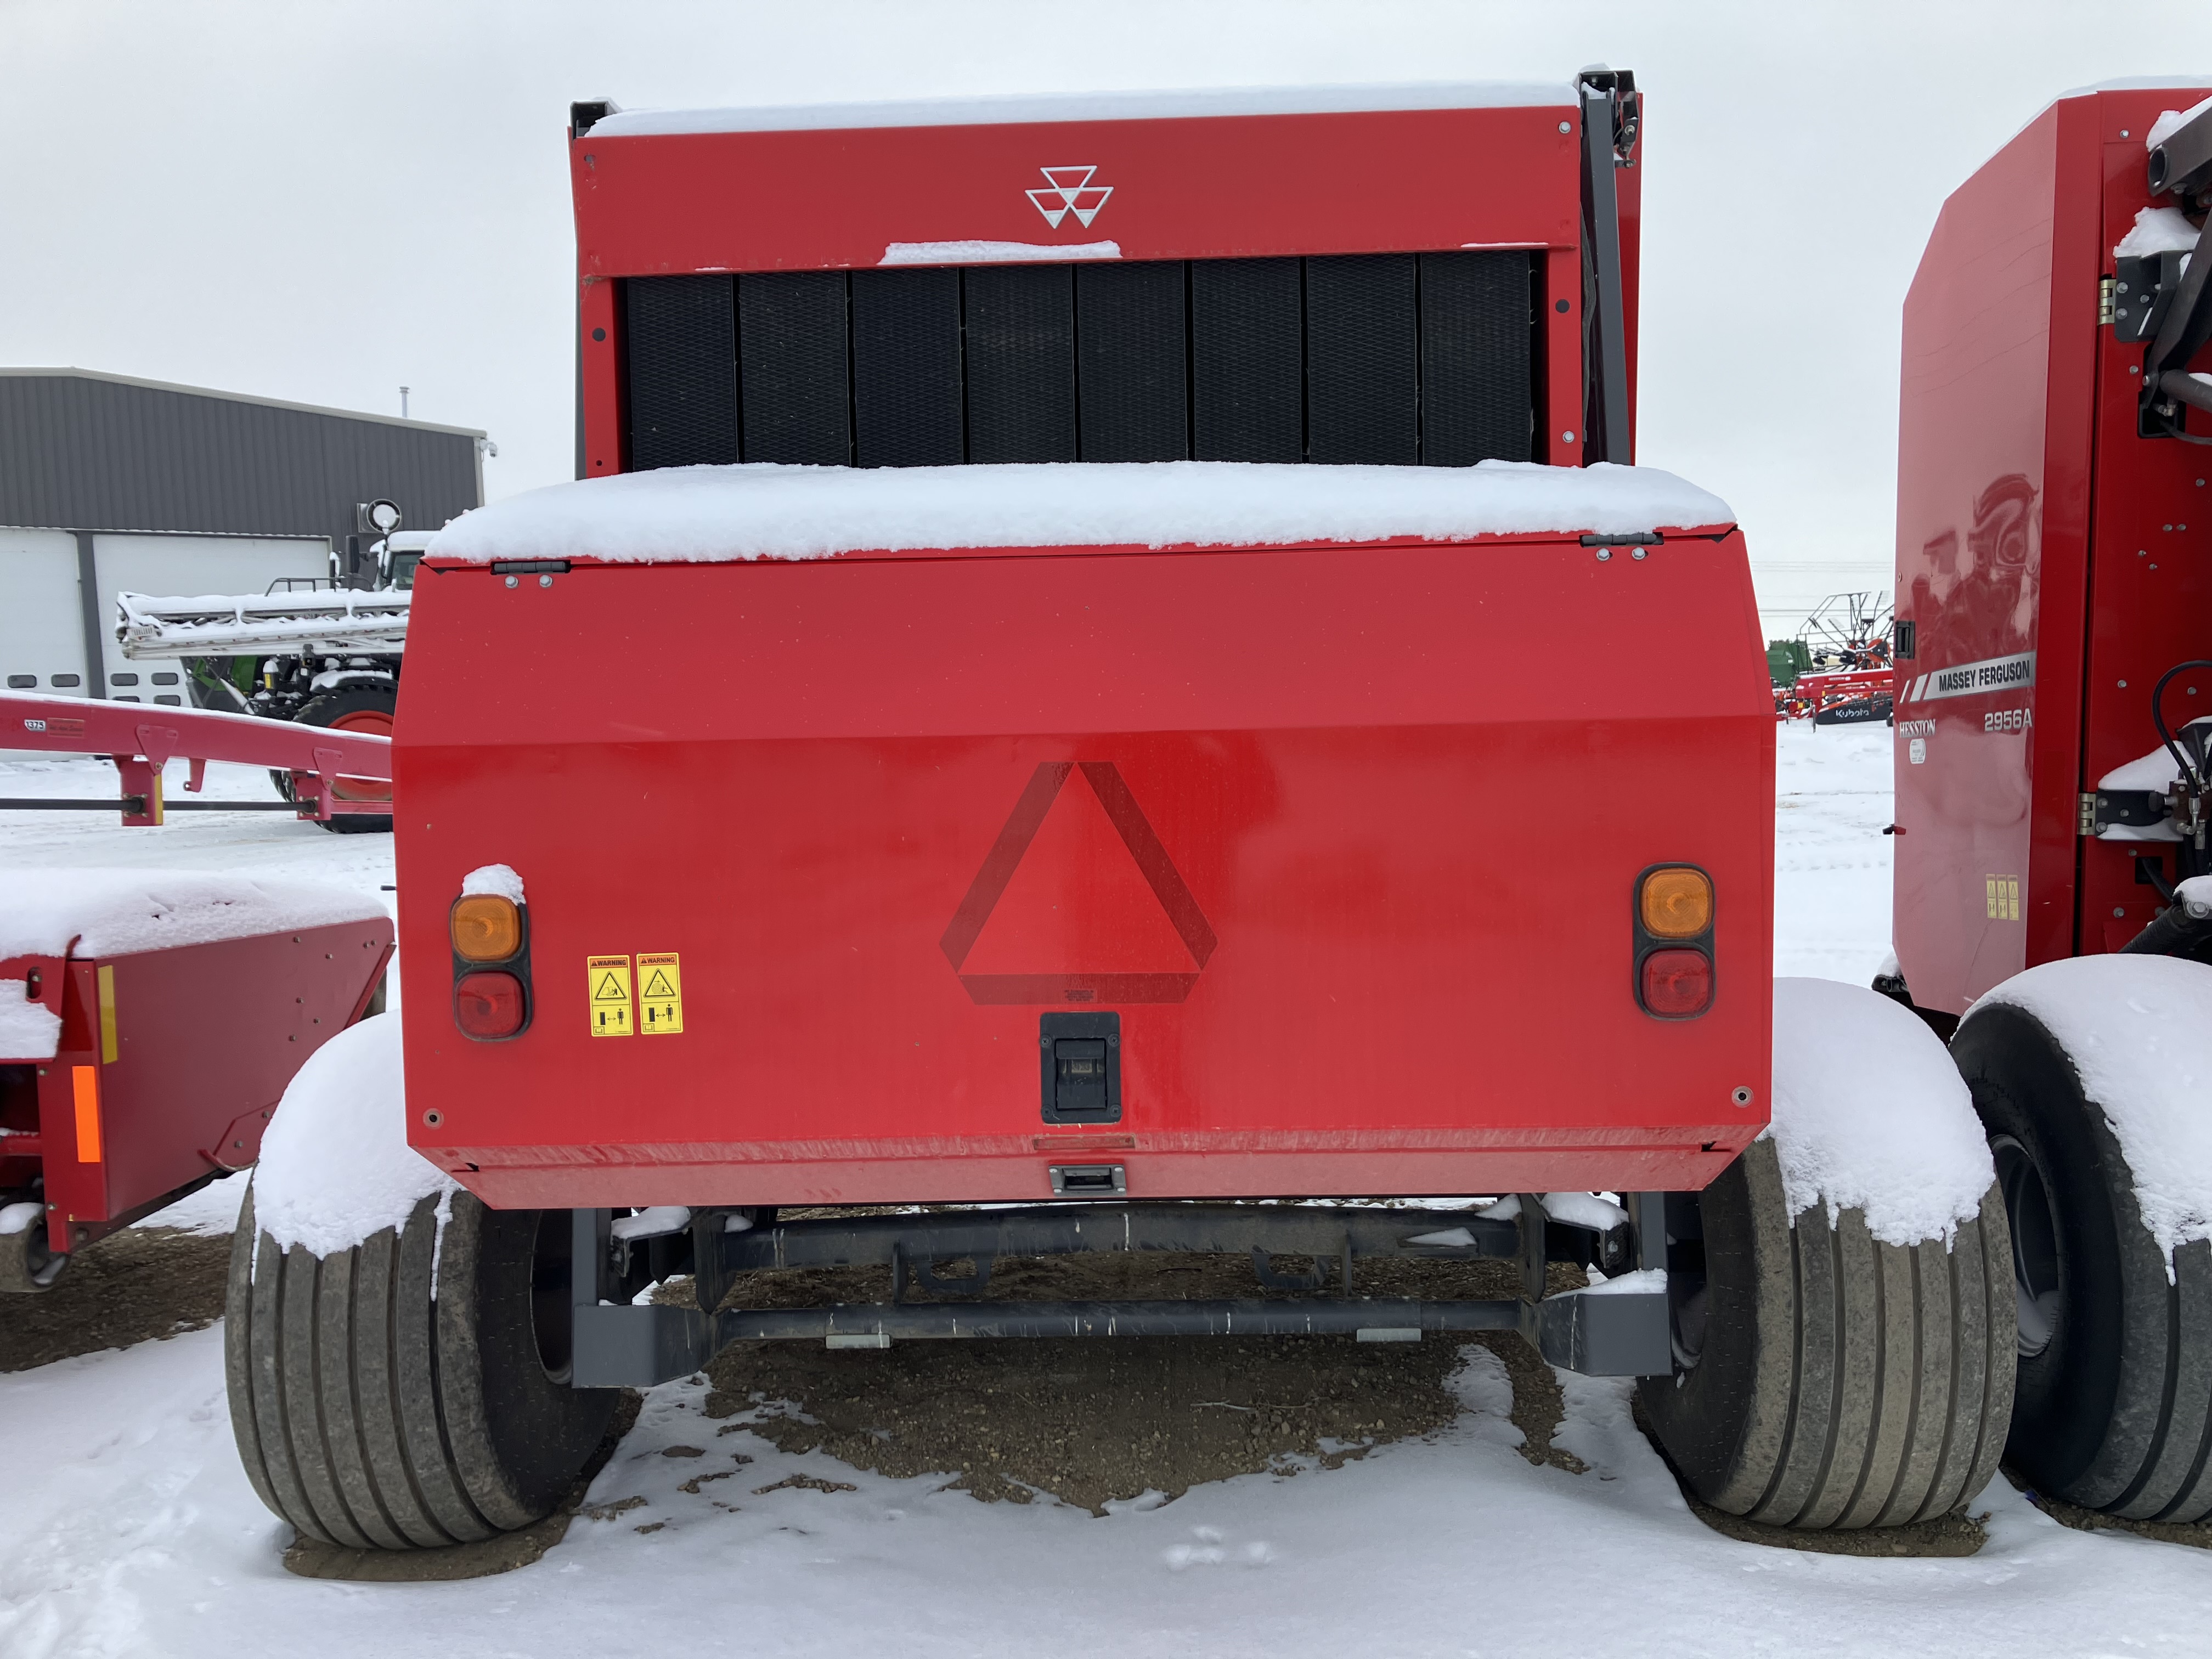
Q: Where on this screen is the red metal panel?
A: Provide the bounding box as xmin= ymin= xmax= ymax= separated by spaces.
xmin=2077 ymin=98 xmax=2212 ymax=954
xmin=398 ymin=535 xmax=1772 ymax=1207
xmin=580 ymin=278 xmax=621 ymax=481
xmin=1895 ymin=86 xmax=2212 ymax=1012
xmin=1543 ymin=247 xmax=1583 ymax=464
xmin=16 ymin=926 xmax=391 ymax=1252
xmin=572 ymin=106 xmax=1579 ymax=277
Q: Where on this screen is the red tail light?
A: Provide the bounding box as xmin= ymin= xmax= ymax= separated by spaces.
xmin=1640 ymin=949 xmax=1712 ymax=1017
xmin=454 ymin=970 xmax=527 ymax=1039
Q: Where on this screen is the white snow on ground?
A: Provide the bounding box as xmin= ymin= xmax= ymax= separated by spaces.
xmin=1769 ymin=978 xmax=1993 ymax=1245
xmin=428 ymin=459 xmax=1735 ymax=565
xmin=129 ymin=1172 xmax=250 ymax=1238
xmin=1772 ymin=721 xmax=1894 ymax=983
xmin=1979 ymin=954 xmax=2212 ymax=1269
xmin=4 ymin=1330 xmax=2210 ymax=1659
xmin=251 ymin=1015 xmax=453 ymax=1259
xmin=7 ymin=728 xmax=2212 ymax=1653
xmin=0 ymin=978 xmax=62 ymax=1059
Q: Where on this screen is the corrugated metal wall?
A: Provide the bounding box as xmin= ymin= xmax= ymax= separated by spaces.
xmin=0 ymin=370 xmax=483 ymax=551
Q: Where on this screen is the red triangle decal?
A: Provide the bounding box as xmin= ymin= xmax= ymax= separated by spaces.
xmin=942 ymin=763 xmax=1215 ymax=1005
xmin=962 ymin=777 xmax=1195 ymax=975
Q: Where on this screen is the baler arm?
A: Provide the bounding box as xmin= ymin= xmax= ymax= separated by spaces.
xmin=2141 ymin=99 xmax=2212 ymax=438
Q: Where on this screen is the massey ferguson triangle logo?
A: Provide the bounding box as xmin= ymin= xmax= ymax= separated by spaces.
xmin=1026 ymin=166 xmax=1113 ymax=230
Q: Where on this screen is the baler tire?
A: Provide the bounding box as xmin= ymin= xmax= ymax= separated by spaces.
xmin=224 ymin=1184 xmax=613 ymax=1549
xmin=1639 ymin=1136 xmax=2015 ymax=1528
xmin=1953 ymin=1000 xmax=2212 ymax=1522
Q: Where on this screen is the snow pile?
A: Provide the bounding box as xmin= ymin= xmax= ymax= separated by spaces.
xmin=253 ymin=1014 xmax=455 ymax=1259
xmin=0 ymin=980 xmax=60 ymax=1060
xmin=1767 ymin=977 xmax=1993 ymax=1245
xmin=0 ymin=1201 xmax=40 ymax=1236
xmin=430 ymin=460 xmax=1735 ymax=566
xmin=2115 ymin=205 xmax=2200 ymax=262
xmin=588 ymin=81 xmax=1575 ymax=138
xmin=882 ymin=240 xmax=1119 ymax=266
xmin=1981 ymin=955 xmax=2212 ymax=1268
xmin=460 ymin=862 xmax=526 ymax=903
xmin=2148 ymin=92 xmax=2212 ymax=151
xmin=0 ymin=868 xmax=385 ymax=960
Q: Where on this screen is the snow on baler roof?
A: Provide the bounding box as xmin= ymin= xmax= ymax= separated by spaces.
xmin=584 ymin=80 xmax=1577 ymax=139
xmin=430 ymin=460 xmax=1735 ymax=567
xmin=0 ymin=868 xmax=387 ymax=962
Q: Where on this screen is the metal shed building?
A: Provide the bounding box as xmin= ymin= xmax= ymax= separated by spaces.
xmin=0 ymin=367 xmax=485 ymax=702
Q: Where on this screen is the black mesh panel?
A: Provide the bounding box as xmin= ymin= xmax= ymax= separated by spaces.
xmin=624 ymin=276 xmax=737 ymax=471
xmin=1305 ymin=255 xmax=1417 ymax=466
xmin=850 ymin=268 xmax=963 ymax=467
xmin=964 ymin=264 xmax=1076 ymax=464
xmin=628 ymin=252 xmax=1541 ymax=475
xmin=1189 ymin=259 xmax=1304 ymax=463
xmin=1419 ymin=251 xmax=1534 ymax=465
xmin=736 ymin=272 xmax=850 ymax=466
xmin=1075 ymin=261 xmax=1187 ymax=461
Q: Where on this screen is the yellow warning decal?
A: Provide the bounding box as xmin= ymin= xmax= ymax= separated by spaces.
xmin=637 ymin=952 xmax=684 ymax=1035
xmin=588 ymin=955 xmax=635 ymax=1037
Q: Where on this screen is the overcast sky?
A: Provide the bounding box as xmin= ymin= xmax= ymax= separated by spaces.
xmin=5 ymin=0 xmax=2208 ymax=635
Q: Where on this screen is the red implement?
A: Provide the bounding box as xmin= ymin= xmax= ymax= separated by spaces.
xmin=0 ymin=691 xmax=391 ymax=824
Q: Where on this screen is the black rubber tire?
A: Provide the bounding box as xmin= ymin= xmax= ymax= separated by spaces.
xmin=295 ymin=685 xmax=396 ymax=836
xmin=1640 ymin=1136 xmax=2015 ymax=1527
xmin=224 ymin=1185 xmax=613 ymax=1548
xmin=1953 ymin=999 xmax=2212 ymax=1522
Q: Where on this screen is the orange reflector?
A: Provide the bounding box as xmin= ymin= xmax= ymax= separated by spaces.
xmin=72 ymin=1065 xmax=102 ymax=1163
xmin=1640 ymin=867 xmax=1713 ymax=939
xmin=450 ymin=895 xmax=522 ymax=962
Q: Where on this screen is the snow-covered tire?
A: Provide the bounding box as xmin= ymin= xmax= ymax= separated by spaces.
xmin=1953 ymin=960 xmax=2212 ymax=1522
xmin=1640 ymin=1136 xmax=2014 ymax=1527
xmin=224 ymin=1183 xmax=613 ymax=1549
xmin=1640 ymin=978 xmax=2016 ymax=1528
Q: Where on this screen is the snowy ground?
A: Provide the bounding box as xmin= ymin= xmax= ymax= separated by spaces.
xmin=8 ymin=726 xmax=2210 ymax=1657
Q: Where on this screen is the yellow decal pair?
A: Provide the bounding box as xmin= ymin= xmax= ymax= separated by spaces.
xmin=586 ymin=952 xmax=684 ymax=1036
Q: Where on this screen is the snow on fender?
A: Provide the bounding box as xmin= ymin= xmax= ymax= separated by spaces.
xmin=252 ymin=1012 xmax=455 ymax=1259
xmin=1768 ymin=976 xmax=1995 ymax=1246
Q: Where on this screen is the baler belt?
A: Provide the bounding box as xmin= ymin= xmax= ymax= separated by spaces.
xmin=737 ymin=271 xmax=853 ymax=467
xmin=850 ymin=267 xmax=965 ymax=467
xmin=964 ymin=263 xmax=1077 ymax=464
xmin=624 ymin=274 xmax=738 ymax=471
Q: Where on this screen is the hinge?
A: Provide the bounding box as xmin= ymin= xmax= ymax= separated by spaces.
xmin=2080 ymin=791 xmax=2098 ymax=834
xmin=2098 ymin=276 xmax=2117 ymax=326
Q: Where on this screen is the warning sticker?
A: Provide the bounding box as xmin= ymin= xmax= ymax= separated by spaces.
xmin=588 ymin=955 xmax=635 ymax=1037
xmin=637 ymin=952 xmax=684 ymax=1035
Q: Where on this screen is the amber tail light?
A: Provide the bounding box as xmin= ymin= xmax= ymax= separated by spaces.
xmin=1634 ymin=865 xmax=1715 ymax=1019
xmin=449 ymin=888 xmax=532 ymax=1040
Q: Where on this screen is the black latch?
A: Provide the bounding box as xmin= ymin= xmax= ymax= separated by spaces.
xmin=2095 ymin=789 xmax=2170 ymax=830
xmin=489 ymin=559 xmax=572 ymax=575
xmin=1894 ymin=619 xmax=1916 ymax=661
xmin=1041 ymin=1011 xmax=1121 ymax=1125
xmin=1579 ymin=532 xmax=1662 ymax=547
